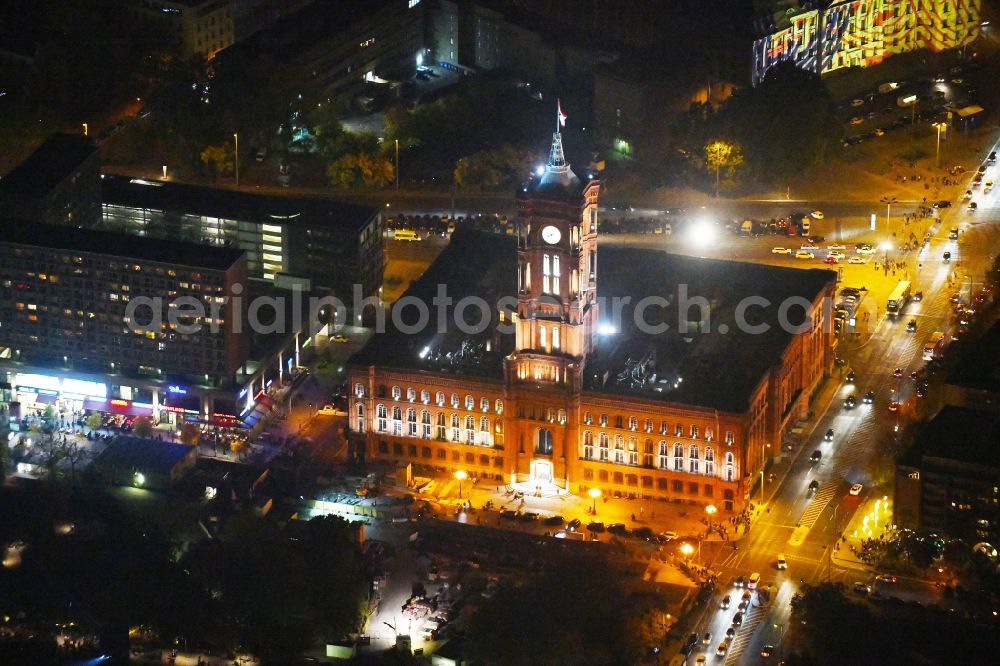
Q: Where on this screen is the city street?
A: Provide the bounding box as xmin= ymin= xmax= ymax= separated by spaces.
xmin=677 ymin=135 xmax=1000 ymax=665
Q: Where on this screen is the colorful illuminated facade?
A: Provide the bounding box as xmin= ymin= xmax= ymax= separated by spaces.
xmin=752 ymin=0 xmax=982 ymax=85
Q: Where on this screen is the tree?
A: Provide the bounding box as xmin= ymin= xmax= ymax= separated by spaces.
xmin=132 ymin=416 xmax=154 ymax=439
xmin=200 ymin=143 xmax=233 ymax=180
xmin=84 ymin=413 xmax=103 ymax=433
xmin=704 ymin=139 xmax=744 ymax=197
xmin=179 ymin=423 xmax=201 ymax=445
xmin=326 ymin=152 xmax=395 ymax=189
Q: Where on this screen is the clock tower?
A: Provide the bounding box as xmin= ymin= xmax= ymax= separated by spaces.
xmin=508 ymin=124 xmax=599 ymax=391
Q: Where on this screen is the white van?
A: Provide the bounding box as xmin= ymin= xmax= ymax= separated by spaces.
xmin=393 ymin=229 xmax=420 ymax=241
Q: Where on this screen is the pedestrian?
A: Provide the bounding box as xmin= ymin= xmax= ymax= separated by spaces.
xmin=631 ymin=513 xmax=636 ymax=521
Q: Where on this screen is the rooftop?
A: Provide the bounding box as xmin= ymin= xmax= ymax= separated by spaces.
xmin=95 ymin=436 xmax=196 ymax=472
xmin=902 ymin=406 xmax=1000 ymax=470
xmin=101 ymin=174 xmax=379 ymax=232
xmin=350 ymin=228 xmax=835 ymax=412
xmin=947 ymin=319 xmax=1000 ymax=395
xmin=0 ymin=220 xmax=244 ymax=271
xmin=0 ymin=133 xmax=97 ymax=197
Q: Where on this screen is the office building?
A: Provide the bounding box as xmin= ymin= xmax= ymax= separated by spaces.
xmin=124 ymin=0 xmax=236 ymax=59
xmin=99 ymin=175 xmax=384 ymax=303
xmin=0 ymin=133 xmax=101 ymax=228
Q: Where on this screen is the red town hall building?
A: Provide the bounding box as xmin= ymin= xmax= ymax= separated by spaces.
xmin=348 ymin=130 xmax=836 ymax=514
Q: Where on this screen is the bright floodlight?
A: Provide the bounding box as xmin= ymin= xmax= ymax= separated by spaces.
xmin=454 ymin=470 xmax=468 ymax=481
xmin=679 ymin=543 xmax=695 ymax=556
xmin=588 ymin=487 xmax=602 ymax=499
xmin=598 ymin=323 xmax=616 ymax=336
xmin=881 ymin=241 xmax=893 ymax=251
xmin=535 ymin=165 xmax=545 ymax=176
xmin=688 ymin=218 xmax=717 ymax=248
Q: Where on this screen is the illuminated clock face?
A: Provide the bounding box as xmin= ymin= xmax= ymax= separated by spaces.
xmin=541 ymin=225 xmax=561 ymax=244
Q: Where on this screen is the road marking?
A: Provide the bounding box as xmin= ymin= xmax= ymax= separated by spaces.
xmin=722 ymin=603 xmax=768 ymax=666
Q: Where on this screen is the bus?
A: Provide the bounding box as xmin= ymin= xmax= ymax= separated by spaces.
xmin=886 ymin=280 xmax=911 ymax=316
xmin=923 ymin=331 xmax=947 ymax=361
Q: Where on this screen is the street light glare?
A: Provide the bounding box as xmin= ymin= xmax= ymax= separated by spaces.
xmin=588 ymin=487 xmax=602 ymax=499
xmin=688 ymin=218 xmax=717 ymax=248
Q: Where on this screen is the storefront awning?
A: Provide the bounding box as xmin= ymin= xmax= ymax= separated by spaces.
xmin=83 ymin=398 xmax=153 ymax=417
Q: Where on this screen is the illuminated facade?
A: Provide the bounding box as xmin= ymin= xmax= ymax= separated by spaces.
xmin=752 ymin=0 xmax=982 ymax=85
xmin=348 ymin=130 xmax=837 ymax=513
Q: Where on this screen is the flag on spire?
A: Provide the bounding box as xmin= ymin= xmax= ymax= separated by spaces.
xmin=557 ymin=99 xmax=567 ymax=130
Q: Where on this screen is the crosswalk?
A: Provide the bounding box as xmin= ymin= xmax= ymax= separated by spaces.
xmin=796 ymin=484 xmax=836 ymax=529
xmin=722 ymin=603 xmax=767 ymax=666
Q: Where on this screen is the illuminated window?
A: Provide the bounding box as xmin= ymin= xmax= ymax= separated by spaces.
xmin=436 ymin=391 xmax=445 ymax=406
xmin=421 ymin=390 xmax=430 ymax=404
xmin=536 ymin=428 xmax=553 ymax=455
xmin=658 ymin=441 xmax=669 ymax=469
xmin=392 ymin=406 xmax=402 ymax=436
xmin=552 ymin=255 xmax=560 ymax=295
xmin=465 ymin=394 xmax=474 ymax=410
xmin=464 ymin=416 xmax=475 ymax=444
xmin=584 ymin=411 xmax=593 ymax=425
xmin=552 ymin=325 xmax=560 ymax=350
xmin=481 ymin=397 xmax=489 ymax=412
xmin=478 ymin=417 xmax=490 ymax=445
xmin=451 ymin=414 xmax=460 ymax=441
xmin=451 ymin=393 xmax=459 ymax=408
xmin=407 ymin=388 xmax=416 ymax=402
xmin=629 ymin=416 xmax=638 ymax=431
xmin=725 ymin=431 xmax=735 ymax=445
xmin=421 ymin=410 xmax=431 ymax=439
xmin=436 ymin=413 xmax=446 ymax=440
xmin=376 ymin=404 xmax=387 ymax=432
xmin=689 ymin=445 xmax=700 ymax=474
xmin=495 ymin=399 xmax=503 ymax=414
xmin=356 ymin=403 xmax=365 ymax=433
xmin=600 ymin=413 xmax=608 ymax=427
xmin=628 ymin=437 xmax=638 ymax=465
xmin=725 ymin=452 xmax=735 ymax=482
xmin=583 ymin=431 xmax=594 ymax=459
xmin=705 ymin=447 xmax=715 ymax=476
xmin=392 ymin=386 xmax=401 ymax=400
xmin=673 ymin=443 xmax=683 ymax=471
xmin=542 ymin=254 xmax=551 ymax=293
xmin=599 ymin=433 xmax=609 ymax=461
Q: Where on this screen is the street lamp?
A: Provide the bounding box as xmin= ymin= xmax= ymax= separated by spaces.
xmin=760 ymin=442 xmax=771 ymax=504
xmin=394 ymin=138 xmax=399 ymax=191
xmin=588 ymin=487 xmax=602 ymax=515
xmin=233 ymin=132 xmax=240 ymax=187
xmin=880 ymin=196 xmax=897 ymax=233
xmin=882 ymin=241 xmax=893 ymax=266
xmin=932 ymin=122 xmax=946 ymax=168
xmin=705 ymin=504 xmax=717 ymax=530
xmin=679 ymin=542 xmax=694 ymax=558
xmin=454 ymin=469 xmax=467 ymax=499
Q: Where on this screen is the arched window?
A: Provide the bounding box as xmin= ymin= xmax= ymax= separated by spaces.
xmin=643 ymin=439 xmax=653 ymax=467
xmin=391 ymin=386 xmax=401 ymax=400
xmin=465 ymin=415 xmax=476 ymax=444
xmin=451 ymin=393 xmax=459 ymax=408
xmin=436 ymin=413 xmax=446 ymax=440
xmin=673 ymin=443 xmax=683 ymax=471
xmin=558 ymin=409 xmax=567 ymax=424
xmin=614 ymin=434 xmax=625 ymax=463
xmin=406 ymin=388 xmax=416 ymax=402
xmin=376 ymin=404 xmax=387 ymax=432
xmin=436 ymin=391 xmax=445 ymax=406
xmin=391 ymin=406 xmax=402 ymax=436
xmin=658 ymin=441 xmax=668 ymax=469
xmin=599 ymin=432 xmax=609 ymax=461
xmin=465 ymin=395 xmax=474 ymax=410
xmin=479 ymin=416 xmax=490 ymax=445
xmin=406 ymin=408 xmax=417 ymax=437
xmin=537 ymin=428 xmax=554 ymax=455
xmin=421 ymin=410 xmax=431 ymax=439
xmin=705 ymin=427 xmax=714 ymax=441
xmin=583 ymin=431 xmax=594 ymax=459
xmin=690 ymin=424 xmax=699 ymax=439
xmin=481 ymin=397 xmax=490 ymax=412
xmin=495 ymin=399 xmax=504 ymax=414
xmin=628 ymin=416 xmax=638 ymax=431
xmin=584 ymin=411 xmax=593 ymax=425
xmin=450 ymin=413 xmax=460 ymax=441
xmin=421 ymin=390 xmax=430 ymax=404
xmin=628 ymin=436 xmax=638 ymax=465
xmin=356 ymin=403 xmax=365 ymax=433
xmin=376 ymin=384 xmax=386 ymax=398
xmin=645 ymin=418 xmax=653 ymax=433
xmin=705 ymin=447 xmax=715 ymax=476
xmin=725 ymin=452 xmax=735 ymax=482
xmin=354 ymin=383 xmax=365 ymax=398
xmin=688 ymin=445 xmax=699 ymax=474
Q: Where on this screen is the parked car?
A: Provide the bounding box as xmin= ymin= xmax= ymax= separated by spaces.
xmin=848 ymin=256 xmax=865 ymax=264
